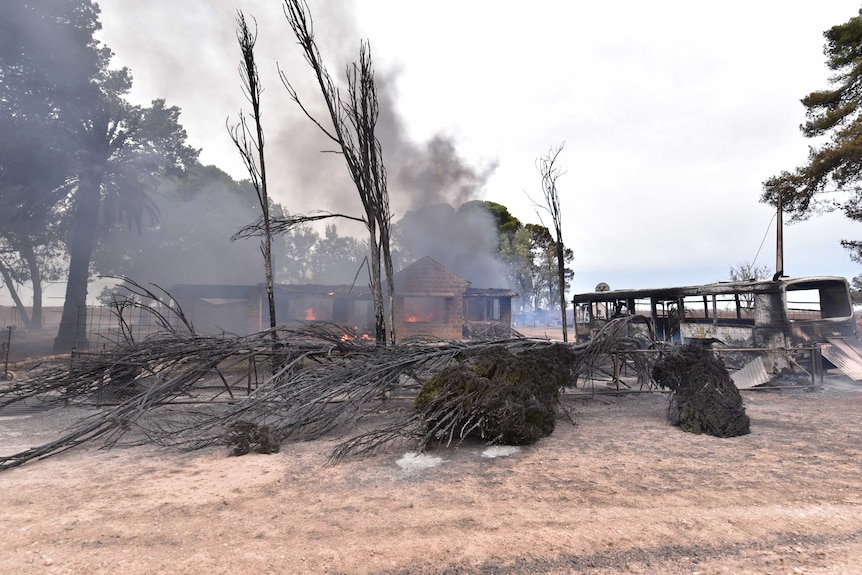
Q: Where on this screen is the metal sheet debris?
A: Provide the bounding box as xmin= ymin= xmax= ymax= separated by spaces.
xmin=822 ymin=337 xmax=862 ymax=381
xmin=731 ymin=356 xmax=771 ymax=389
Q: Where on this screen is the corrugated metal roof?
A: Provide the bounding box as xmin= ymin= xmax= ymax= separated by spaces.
xmin=822 ymin=338 xmax=862 ymax=381
xmin=731 ymin=356 xmax=771 ymax=389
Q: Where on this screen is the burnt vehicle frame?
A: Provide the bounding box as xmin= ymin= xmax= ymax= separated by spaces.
xmin=572 ymin=276 xmax=862 ymax=382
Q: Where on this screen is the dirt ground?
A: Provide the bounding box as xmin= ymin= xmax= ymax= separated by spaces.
xmin=1 ymin=370 xmax=861 ymax=575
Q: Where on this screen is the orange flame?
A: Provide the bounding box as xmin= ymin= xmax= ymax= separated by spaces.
xmin=340 ymin=333 xmax=373 ymax=342
xmin=305 ymin=308 xmax=316 ymax=321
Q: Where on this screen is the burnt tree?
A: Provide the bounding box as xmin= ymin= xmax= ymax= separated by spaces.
xmin=534 ymin=142 xmax=570 ymax=341
xmin=282 ymin=0 xmax=395 ymax=345
xmin=227 ymin=12 xmax=277 ymax=338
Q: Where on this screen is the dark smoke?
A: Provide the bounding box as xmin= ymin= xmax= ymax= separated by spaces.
xmin=96 ymin=1 xmax=503 ymax=287
xmin=395 ymin=203 xmax=509 ymax=289
xmin=268 ymin=14 xmax=498 ymax=219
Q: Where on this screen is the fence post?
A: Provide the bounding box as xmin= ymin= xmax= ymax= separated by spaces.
xmin=812 ymin=345 xmax=823 ymax=387
xmin=2 ymin=326 xmax=11 ymax=379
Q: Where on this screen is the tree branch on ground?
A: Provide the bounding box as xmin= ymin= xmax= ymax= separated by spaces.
xmin=0 ymin=293 xmax=654 ymax=471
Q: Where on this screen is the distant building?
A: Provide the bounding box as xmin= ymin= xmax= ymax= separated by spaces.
xmin=171 ymin=256 xmax=517 ymax=340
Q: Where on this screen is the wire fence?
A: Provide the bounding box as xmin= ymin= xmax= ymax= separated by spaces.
xmin=85 ymin=303 xmax=183 ymax=349
xmin=0 ymin=304 xmax=182 ymax=352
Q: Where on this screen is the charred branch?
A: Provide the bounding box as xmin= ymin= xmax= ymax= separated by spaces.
xmin=231 ymin=211 xmax=365 ymax=241
xmin=1 ymin=289 xmax=655 ymax=470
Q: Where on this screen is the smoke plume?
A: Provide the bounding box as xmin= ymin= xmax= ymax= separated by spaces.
xmin=96 ymin=1 xmax=505 ymax=287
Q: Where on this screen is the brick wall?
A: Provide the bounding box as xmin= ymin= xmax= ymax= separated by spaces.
xmin=393 ymin=257 xmax=470 ymax=340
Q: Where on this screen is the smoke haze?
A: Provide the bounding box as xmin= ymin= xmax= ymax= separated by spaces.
xmin=395 ymin=204 xmax=509 ymax=289
xmin=96 ymin=1 xmax=506 ymax=288
xmin=94 ymin=184 xmax=267 ymax=287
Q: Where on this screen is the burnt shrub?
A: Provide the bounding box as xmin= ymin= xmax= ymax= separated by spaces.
xmin=415 ymin=344 xmax=576 ymax=446
xmin=651 ymin=344 xmax=750 ymax=438
xmin=225 ymin=421 xmax=281 ymax=456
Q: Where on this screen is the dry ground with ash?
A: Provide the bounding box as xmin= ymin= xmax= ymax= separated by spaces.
xmin=1 ymin=378 xmax=861 ymax=574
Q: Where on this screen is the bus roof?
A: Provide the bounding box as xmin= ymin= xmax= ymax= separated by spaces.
xmin=572 ymin=276 xmax=849 ymax=304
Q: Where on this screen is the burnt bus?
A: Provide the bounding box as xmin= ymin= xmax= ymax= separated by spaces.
xmin=572 ymin=277 xmax=860 ymax=376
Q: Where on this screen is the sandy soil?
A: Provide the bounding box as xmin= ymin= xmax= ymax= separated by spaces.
xmin=1 ymin=375 xmax=861 ymax=575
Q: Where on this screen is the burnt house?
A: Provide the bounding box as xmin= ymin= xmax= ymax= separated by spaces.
xmin=172 ymin=256 xmax=516 ymax=340
xmin=272 ymin=284 xmax=374 ymax=333
xmin=172 ymin=283 xmax=375 ymax=337
xmin=393 ymin=257 xmax=470 ymax=340
xmin=170 ymin=284 xmax=261 ymax=336
xmin=393 ymin=257 xmax=516 ymax=339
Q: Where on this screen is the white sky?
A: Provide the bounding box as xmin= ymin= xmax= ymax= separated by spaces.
xmin=92 ymin=0 xmax=862 ymax=296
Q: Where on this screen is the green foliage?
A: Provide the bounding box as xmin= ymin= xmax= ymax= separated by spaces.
xmin=519 ymin=224 xmax=574 ymax=312
xmin=91 ymin=164 xmax=271 ymax=285
xmin=415 ymin=345 xmax=576 ymax=446
xmin=762 ymin=8 xmax=862 ymax=294
xmin=461 ymin=200 xmax=522 ymax=246
xmin=762 ymin=9 xmax=862 ymax=218
xmin=499 ymin=227 xmax=534 ymax=305
xmin=1 ymin=1 xmax=200 ymax=350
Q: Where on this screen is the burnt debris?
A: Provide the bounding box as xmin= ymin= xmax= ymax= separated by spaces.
xmin=651 ymin=344 xmax=751 ymax=438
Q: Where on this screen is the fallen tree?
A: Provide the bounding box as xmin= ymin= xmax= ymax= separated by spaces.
xmin=651 ymin=343 xmax=751 ymax=438
xmin=0 ymin=283 xmax=656 ymax=470
xmin=413 ymin=345 xmax=571 ymax=448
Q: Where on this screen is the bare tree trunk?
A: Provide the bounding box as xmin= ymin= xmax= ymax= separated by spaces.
xmin=368 ymin=230 xmax=385 ymax=346
xmin=55 ymin=175 xmax=101 ymax=352
xmin=555 ymin=240 xmax=568 ymax=342
xmin=19 ymin=237 xmax=42 ymax=329
xmin=0 ymin=260 xmax=31 ymax=330
xmin=230 ymin=12 xmax=276 ymax=338
xmin=282 ymin=3 xmax=395 ymax=344
xmin=381 ymin=229 xmax=396 ymax=345
xmin=535 ymin=143 xmax=568 ymax=342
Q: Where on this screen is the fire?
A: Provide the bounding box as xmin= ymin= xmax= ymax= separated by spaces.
xmin=340 ymin=333 xmax=373 ymax=342
xmin=305 ymin=308 xmax=316 ymax=321
xmin=405 ymin=315 xmax=418 ymax=323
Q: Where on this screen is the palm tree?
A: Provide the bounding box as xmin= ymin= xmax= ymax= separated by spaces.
xmin=53 ymin=77 xmax=197 ymax=352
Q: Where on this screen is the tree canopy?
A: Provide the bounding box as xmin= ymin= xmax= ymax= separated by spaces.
xmin=762 ymin=9 xmax=862 ymax=217
xmin=1 ymin=0 xmax=198 ymax=350
xmin=762 ymin=8 xmax=862 ymax=284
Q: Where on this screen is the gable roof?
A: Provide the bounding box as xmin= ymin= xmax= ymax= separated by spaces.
xmin=394 ymin=256 xmax=471 ymax=295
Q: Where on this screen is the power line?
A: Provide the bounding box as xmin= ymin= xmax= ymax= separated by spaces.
xmin=751 ymin=211 xmax=777 ymax=269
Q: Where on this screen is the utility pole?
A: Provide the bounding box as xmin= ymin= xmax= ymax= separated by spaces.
xmin=774 ymin=191 xmax=784 ymax=280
